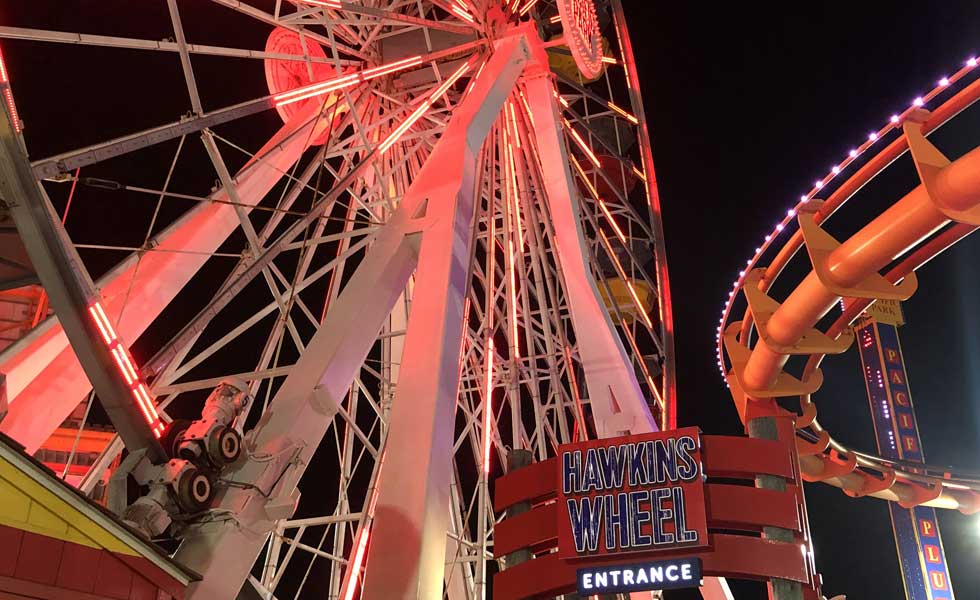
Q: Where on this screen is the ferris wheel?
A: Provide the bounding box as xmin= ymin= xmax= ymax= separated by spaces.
xmin=0 ymin=1 xmax=673 ymax=598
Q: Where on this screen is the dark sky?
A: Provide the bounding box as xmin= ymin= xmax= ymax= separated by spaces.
xmin=4 ymin=1 xmax=980 ymax=599
xmin=626 ymin=1 xmax=980 ymax=598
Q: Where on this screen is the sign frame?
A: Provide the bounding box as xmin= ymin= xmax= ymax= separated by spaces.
xmin=556 ymin=427 xmax=709 ymax=560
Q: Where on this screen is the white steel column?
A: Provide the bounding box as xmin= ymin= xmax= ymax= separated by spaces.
xmin=359 ymin=33 xmax=531 ymax=598
xmin=0 ymin=107 xmax=319 ymax=452
xmin=523 ymin=69 xmax=656 ymax=437
xmin=175 ymin=31 xmax=534 ymax=599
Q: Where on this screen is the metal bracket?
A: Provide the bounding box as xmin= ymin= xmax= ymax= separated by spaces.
xmin=798 ymin=204 xmax=917 ymax=300
xmin=903 ymin=109 xmax=980 ymax=225
xmin=843 ymin=468 xmax=896 ymax=499
xmin=723 ymin=322 xmax=824 ymax=399
xmin=897 ymin=481 xmax=943 ymax=509
xmin=743 ymin=269 xmax=854 ymax=355
xmin=803 ymin=450 xmax=857 ymax=483
xmin=796 ymin=430 xmax=830 ymax=456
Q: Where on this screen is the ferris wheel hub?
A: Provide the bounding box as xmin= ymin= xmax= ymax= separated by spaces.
xmin=264 ymin=28 xmax=343 ymax=145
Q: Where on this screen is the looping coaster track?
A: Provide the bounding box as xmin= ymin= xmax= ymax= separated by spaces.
xmin=718 ymin=56 xmax=980 ymax=514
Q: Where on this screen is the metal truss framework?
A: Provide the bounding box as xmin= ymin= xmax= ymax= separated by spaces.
xmin=0 ymin=2 xmax=683 ymax=599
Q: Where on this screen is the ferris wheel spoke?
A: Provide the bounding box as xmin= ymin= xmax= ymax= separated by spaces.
xmin=0 ymin=111 xmax=320 ymax=454
xmin=0 ymin=26 xmax=356 ymax=68
xmin=209 ymin=0 xmax=369 ymax=60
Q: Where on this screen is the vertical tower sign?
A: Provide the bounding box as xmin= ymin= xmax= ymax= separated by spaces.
xmin=855 ymin=302 xmax=955 ymax=600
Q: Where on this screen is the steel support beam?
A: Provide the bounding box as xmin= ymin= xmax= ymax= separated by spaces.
xmin=0 ymin=106 xmax=319 ymax=452
xmin=174 ymin=28 xmax=535 ymax=600
xmin=523 ymin=68 xmax=655 ymax=437
xmin=0 ymin=89 xmax=166 ymax=461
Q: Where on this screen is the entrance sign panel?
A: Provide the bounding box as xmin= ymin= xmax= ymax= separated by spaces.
xmin=577 ymin=557 xmax=703 ymax=595
xmin=556 ymin=427 xmax=708 ymax=559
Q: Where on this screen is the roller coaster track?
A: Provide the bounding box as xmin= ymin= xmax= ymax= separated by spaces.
xmin=718 ymin=55 xmax=980 ymax=514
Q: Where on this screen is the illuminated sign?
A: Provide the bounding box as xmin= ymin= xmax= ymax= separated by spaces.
xmin=556 ymin=427 xmax=708 ymax=559
xmin=556 ymin=0 xmax=603 ymax=80
xmin=577 ymin=558 xmax=702 ymax=595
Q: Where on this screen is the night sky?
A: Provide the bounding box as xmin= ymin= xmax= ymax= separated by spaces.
xmin=628 ymin=2 xmax=980 ymax=598
xmin=4 ymin=2 xmax=980 ymax=599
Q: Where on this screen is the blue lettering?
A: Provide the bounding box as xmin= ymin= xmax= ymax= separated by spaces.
xmin=597 ymin=445 xmax=625 ymax=489
xmin=582 ymin=448 xmax=603 ymax=491
xmin=629 ymin=490 xmax=652 ymax=546
xmin=653 ymin=488 xmax=675 ymax=544
xmin=672 ymin=486 xmax=699 ymax=543
xmin=567 ymin=496 xmax=603 ymax=553
xmin=627 ymin=442 xmax=648 ymax=486
xmin=675 ymin=436 xmax=699 ymax=481
xmin=654 ymin=439 xmax=679 ymax=483
xmin=562 ymin=450 xmax=581 ymax=494
xmin=603 ymin=493 xmax=630 ymax=551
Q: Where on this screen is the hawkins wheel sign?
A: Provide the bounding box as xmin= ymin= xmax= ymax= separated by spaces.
xmin=557 ymin=427 xmax=709 ymax=559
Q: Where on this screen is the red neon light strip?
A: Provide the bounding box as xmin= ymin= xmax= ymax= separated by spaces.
xmin=507 ymin=101 xmax=521 ymax=149
xmin=482 ymin=338 xmax=494 ymax=473
xmin=598 ymin=232 xmax=654 ymax=330
xmin=339 ymin=446 xmax=386 ymax=600
xmin=361 ymin=55 xmax=423 ymax=80
xmin=607 ymin=101 xmax=639 ymax=124
xmin=508 ymin=148 xmax=524 ymax=248
xmin=519 ymin=0 xmax=540 ymax=16
xmin=466 ymin=57 xmax=487 ymax=96
xmin=0 ymin=45 xmax=21 ymax=133
xmin=451 ymin=5 xmax=476 ymax=24
xmin=597 ymin=197 xmax=628 ymax=244
xmin=89 ymin=301 xmax=164 ymax=437
xmin=563 ymin=118 xmax=601 ymax=168
xmin=516 ymin=88 xmax=535 ymax=128
xmin=110 ymin=347 xmax=135 ymax=385
xmin=341 ymin=526 xmax=371 ymax=600
xmin=507 ymin=238 xmax=520 ymax=359
xmin=302 ymin=0 xmax=342 ymax=8
xmin=274 ymin=55 xmax=423 ymax=108
xmin=88 ymin=306 xmax=114 ymax=344
xmin=93 ymin=302 xmax=117 ymax=338
xmin=379 ymin=61 xmax=472 ymax=153
xmin=570 ymin=155 xmax=600 ymax=200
